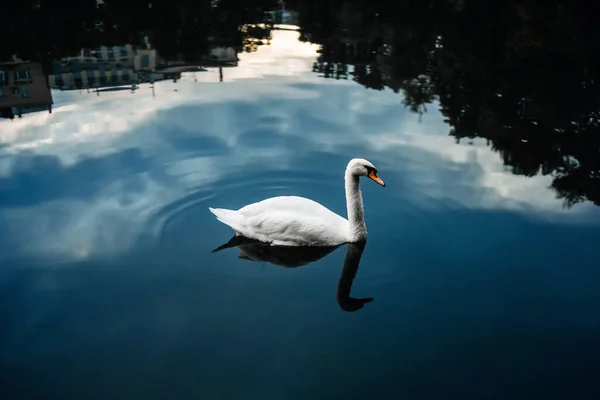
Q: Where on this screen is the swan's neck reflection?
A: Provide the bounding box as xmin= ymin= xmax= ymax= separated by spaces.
xmin=336 ymin=240 xmax=373 ymax=312
xmin=212 ymin=236 xmax=373 ymax=311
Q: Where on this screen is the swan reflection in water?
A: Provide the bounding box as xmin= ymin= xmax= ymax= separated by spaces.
xmin=212 ymin=236 xmax=373 ymax=312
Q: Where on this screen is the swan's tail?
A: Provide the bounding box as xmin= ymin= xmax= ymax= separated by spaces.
xmin=208 ymin=207 xmax=245 ymax=234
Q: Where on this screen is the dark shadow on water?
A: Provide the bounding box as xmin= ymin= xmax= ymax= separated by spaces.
xmin=212 ymin=236 xmax=373 ymax=312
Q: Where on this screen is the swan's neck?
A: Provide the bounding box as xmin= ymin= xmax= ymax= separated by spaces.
xmin=345 ymin=171 xmax=367 ymax=241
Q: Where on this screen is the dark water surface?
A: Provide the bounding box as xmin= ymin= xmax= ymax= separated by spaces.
xmin=2 ymin=1 xmax=600 ymax=399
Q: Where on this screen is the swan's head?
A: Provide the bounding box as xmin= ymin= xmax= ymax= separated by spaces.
xmin=346 ymin=158 xmax=385 ymax=187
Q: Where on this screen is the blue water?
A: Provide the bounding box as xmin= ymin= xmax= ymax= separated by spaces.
xmin=1 ymin=32 xmax=600 ymax=399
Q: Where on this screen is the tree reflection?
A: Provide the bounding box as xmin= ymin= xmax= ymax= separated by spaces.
xmin=291 ymin=0 xmax=600 ymax=208
xmin=212 ymin=236 xmax=373 ymax=312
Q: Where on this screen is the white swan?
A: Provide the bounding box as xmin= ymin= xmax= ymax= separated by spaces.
xmin=208 ymin=158 xmax=385 ymax=246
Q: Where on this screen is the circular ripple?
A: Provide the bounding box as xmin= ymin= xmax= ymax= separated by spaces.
xmin=142 ymin=167 xmax=347 ymax=278
xmin=141 ymin=164 xmax=465 ymax=286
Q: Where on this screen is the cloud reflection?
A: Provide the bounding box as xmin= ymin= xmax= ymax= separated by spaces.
xmin=0 ymin=29 xmax=599 ymax=262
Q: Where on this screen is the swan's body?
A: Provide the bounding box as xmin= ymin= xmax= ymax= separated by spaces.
xmin=210 ymin=196 xmax=348 ymax=246
xmin=209 ymin=158 xmax=385 ymax=246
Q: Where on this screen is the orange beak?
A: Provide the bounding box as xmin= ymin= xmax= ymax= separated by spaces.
xmin=368 ymin=170 xmax=385 ymax=187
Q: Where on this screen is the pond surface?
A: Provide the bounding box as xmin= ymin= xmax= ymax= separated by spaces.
xmin=2 ymin=21 xmax=600 ymax=400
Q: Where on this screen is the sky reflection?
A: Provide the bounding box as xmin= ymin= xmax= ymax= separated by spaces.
xmin=0 ymin=29 xmax=598 ymax=263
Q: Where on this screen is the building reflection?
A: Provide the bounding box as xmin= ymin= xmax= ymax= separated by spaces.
xmin=49 ymin=44 xmax=158 ymax=90
xmin=49 ymin=42 xmax=239 ymax=93
xmin=1 ymin=41 xmax=240 ymax=120
xmin=0 ymin=60 xmax=52 ymax=119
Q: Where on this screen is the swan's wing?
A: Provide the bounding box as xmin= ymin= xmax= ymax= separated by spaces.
xmin=238 ymin=196 xmax=333 ymax=214
xmin=237 ymin=196 xmax=349 ymax=246
xmin=244 ymin=211 xmax=348 ymax=246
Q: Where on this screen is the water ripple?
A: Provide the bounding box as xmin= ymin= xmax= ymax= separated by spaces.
xmin=141 ymin=164 xmax=465 ymax=286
